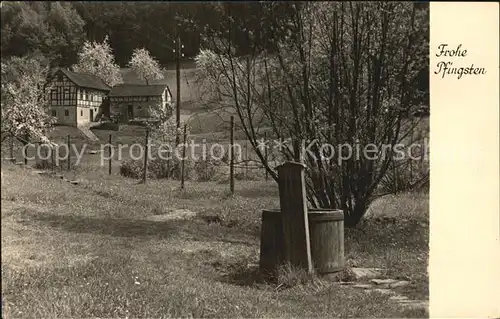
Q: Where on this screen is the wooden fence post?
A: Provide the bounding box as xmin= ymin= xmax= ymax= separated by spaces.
xmin=245 ymin=140 xmax=249 ymax=179
xmin=202 ymin=146 xmax=207 ymax=180
xmin=108 ymin=134 xmax=112 ymax=175
xmin=166 ymin=147 xmax=171 ymax=179
xmin=181 ymin=124 xmax=187 ymax=189
xmin=67 ymin=134 xmax=71 ymax=170
xmin=9 ymin=135 xmax=14 ymax=163
xmin=409 ymin=121 xmax=414 ymax=183
xmin=51 ymin=145 xmax=55 ymax=170
xmin=142 ymin=127 xmax=149 ymax=184
xmin=230 ymin=116 xmax=235 ymax=194
xmin=277 ymin=161 xmax=313 ymax=273
xmin=264 ymin=132 xmax=268 ymax=181
xmin=34 ymin=143 xmax=39 ymax=167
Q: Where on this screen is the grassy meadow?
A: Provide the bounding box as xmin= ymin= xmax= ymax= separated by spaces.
xmin=1 ymin=163 xmax=428 ymax=318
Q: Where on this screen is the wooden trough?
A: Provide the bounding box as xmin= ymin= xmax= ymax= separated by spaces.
xmin=259 ymin=208 xmax=345 ymax=275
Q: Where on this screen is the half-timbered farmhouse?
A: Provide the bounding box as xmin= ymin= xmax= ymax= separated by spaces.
xmin=47 ymin=69 xmax=174 ymax=126
xmin=47 ymin=68 xmax=111 ymax=127
xmin=108 ymin=84 xmax=173 ymax=123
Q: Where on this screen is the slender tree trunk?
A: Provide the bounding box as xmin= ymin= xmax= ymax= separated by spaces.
xmin=22 ymin=143 xmax=28 ymax=165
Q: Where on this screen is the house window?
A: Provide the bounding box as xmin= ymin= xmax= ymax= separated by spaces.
xmin=51 ymin=89 xmax=57 ymax=100
xmin=90 ymin=94 xmax=94 ymax=102
xmin=85 ymin=91 xmax=88 ymax=100
xmin=79 ymin=90 xmax=83 ymax=100
xmin=64 ymin=88 xmax=70 ymax=99
xmin=65 ymin=109 xmax=69 ymax=116
xmin=81 ymin=110 xmax=83 ymax=116
xmin=51 ymin=110 xmax=57 ymax=117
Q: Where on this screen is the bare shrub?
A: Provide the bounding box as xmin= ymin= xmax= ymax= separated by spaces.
xmin=197 ymin=2 xmax=429 ymax=227
xmin=379 ymin=160 xmax=429 ymax=195
xmin=193 ymin=157 xmax=226 ymax=182
xmin=119 ymin=159 xmax=143 ymax=179
xmin=119 ymin=156 xmax=197 ymax=180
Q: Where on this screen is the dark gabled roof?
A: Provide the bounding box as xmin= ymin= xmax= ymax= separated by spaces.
xmin=108 ymin=84 xmax=170 ymax=97
xmin=52 ymin=68 xmax=111 ymax=91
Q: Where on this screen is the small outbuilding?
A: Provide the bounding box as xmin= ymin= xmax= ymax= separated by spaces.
xmin=108 ymin=84 xmax=173 ymax=123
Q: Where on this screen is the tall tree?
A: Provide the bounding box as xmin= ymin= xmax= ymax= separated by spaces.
xmin=45 ymin=2 xmax=86 ymax=66
xmin=128 ymin=48 xmax=164 ymax=85
xmin=1 ymin=2 xmax=50 ymax=58
xmin=1 ymin=2 xmax=85 ymax=66
xmin=72 ymin=36 xmax=123 ymax=86
xmin=69 ymin=2 xmax=286 ymax=65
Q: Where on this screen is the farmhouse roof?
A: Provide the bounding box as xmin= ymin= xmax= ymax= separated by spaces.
xmin=108 ymin=84 xmax=170 ymax=97
xmin=55 ymin=68 xmax=111 ymax=91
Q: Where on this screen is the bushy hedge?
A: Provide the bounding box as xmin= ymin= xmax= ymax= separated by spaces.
xmin=120 ymin=157 xmax=188 ymax=180
xmin=34 ymin=158 xmax=55 ymax=170
xmin=119 ymin=156 xmax=226 ymax=181
xmin=119 ymin=149 xmax=268 ymax=182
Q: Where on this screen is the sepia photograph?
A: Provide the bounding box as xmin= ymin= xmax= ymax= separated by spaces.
xmin=0 ymin=1 xmax=447 ymax=318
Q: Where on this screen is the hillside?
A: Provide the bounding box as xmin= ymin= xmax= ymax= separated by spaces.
xmin=120 ymin=60 xmax=200 ymax=105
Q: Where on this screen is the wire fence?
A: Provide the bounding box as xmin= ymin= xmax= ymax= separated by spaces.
xmin=1 ymin=122 xmax=277 ymax=195
xmin=1 ymin=115 xmax=428 ymax=195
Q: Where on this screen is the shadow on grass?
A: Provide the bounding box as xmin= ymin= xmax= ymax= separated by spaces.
xmin=19 ymin=210 xmax=260 ymax=247
xmin=345 ymin=217 xmax=429 ymax=253
xmin=344 ymin=217 xmax=429 ymax=302
xmin=21 ymin=213 xmax=182 ymax=238
xmin=215 ymin=261 xmax=272 ymax=288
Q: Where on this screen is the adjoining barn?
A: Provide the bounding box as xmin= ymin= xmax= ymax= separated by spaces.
xmin=108 ymin=84 xmax=173 ymax=123
xmin=47 ymin=68 xmax=111 ymax=127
